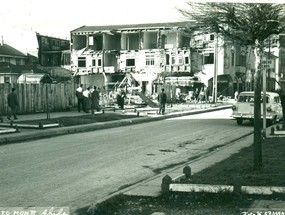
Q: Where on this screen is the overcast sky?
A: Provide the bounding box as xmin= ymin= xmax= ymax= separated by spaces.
xmin=1 ymin=0 xmax=190 ymax=39
xmin=2 ymin=0 xmax=282 ymax=39
xmin=1 ymin=0 xmax=285 ymax=54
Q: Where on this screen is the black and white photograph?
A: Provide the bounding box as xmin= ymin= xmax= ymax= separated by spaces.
xmin=1 ymin=0 xmax=285 ymax=214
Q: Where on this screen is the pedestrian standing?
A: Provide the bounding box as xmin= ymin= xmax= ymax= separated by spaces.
xmin=234 ymin=91 xmax=239 ymax=101
xmin=118 ymin=88 xmax=126 ymax=110
xmin=91 ymin=86 xmax=100 ymax=114
xmin=75 ymin=84 xmax=84 ymax=112
xmin=158 ymin=88 xmax=167 ymax=115
xmin=83 ymin=87 xmax=91 ymax=113
xmin=7 ymin=87 xmax=19 ymax=120
xmin=280 ymin=89 xmax=285 ymax=129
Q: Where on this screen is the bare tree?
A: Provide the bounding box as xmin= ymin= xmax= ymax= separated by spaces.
xmin=178 ymin=2 xmax=285 ymax=171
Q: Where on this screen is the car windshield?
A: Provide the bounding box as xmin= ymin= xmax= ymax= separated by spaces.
xmin=238 ymin=95 xmax=269 ymax=103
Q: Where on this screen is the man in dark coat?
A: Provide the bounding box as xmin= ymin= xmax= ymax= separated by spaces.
xmin=117 ymin=88 xmax=126 ymax=110
xmin=75 ymin=84 xmax=84 ymax=112
xmin=91 ymin=86 xmax=100 ymax=114
xmin=7 ymin=88 xmax=19 ymax=120
xmin=158 ymin=88 xmax=167 ymax=115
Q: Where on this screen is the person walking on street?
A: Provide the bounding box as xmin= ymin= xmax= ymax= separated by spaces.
xmin=158 ymin=88 xmax=167 ymax=115
xmin=91 ymin=86 xmax=100 ymax=114
xmin=83 ymin=87 xmax=91 ymax=113
xmin=75 ymin=84 xmax=84 ymax=112
xmin=7 ymin=87 xmax=19 ymax=120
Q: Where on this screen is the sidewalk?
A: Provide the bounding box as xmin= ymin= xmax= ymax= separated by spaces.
xmin=0 ymin=102 xmax=232 ymax=145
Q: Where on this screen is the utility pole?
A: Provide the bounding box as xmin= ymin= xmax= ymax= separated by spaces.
xmin=262 ymin=36 xmax=271 ymax=137
xmin=212 ymin=32 xmax=218 ymax=103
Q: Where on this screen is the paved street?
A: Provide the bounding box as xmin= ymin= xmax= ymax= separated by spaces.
xmin=0 ymin=109 xmax=253 ymax=214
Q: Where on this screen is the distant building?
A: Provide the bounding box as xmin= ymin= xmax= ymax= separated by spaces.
xmin=36 ymin=33 xmax=70 ymax=67
xmin=0 ymin=42 xmax=27 ymax=66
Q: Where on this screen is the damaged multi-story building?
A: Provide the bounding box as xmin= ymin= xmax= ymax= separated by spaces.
xmin=70 ymin=22 xmax=200 ymax=97
xmin=70 ymin=21 xmax=281 ymax=99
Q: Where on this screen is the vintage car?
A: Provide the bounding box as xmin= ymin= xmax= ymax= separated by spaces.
xmin=231 ymin=91 xmax=283 ymax=125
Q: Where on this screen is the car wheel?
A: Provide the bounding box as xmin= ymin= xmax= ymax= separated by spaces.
xmin=237 ymin=118 xmax=243 ymax=125
xmin=267 ymin=116 xmax=276 ymax=126
xmin=271 ymin=116 xmax=277 ymax=125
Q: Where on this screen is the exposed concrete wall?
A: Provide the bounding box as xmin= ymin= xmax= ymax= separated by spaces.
xmin=72 ymin=35 xmax=86 ymax=50
xmin=143 ymin=31 xmax=158 ymax=49
xmin=104 ymin=34 xmax=121 ymax=50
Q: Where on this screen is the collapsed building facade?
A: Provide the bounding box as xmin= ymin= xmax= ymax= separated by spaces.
xmin=69 ymin=22 xmax=280 ymax=99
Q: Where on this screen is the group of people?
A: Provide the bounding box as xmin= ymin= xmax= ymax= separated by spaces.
xmin=76 ymin=84 xmax=100 ymax=114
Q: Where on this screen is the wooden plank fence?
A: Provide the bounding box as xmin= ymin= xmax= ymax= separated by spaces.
xmin=0 ymin=83 xmax=77 ymax=115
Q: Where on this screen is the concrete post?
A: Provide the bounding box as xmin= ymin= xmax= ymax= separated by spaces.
xmin=233 ymin=176 xmax=242 ymax=197
xmin=161 ymin=175 xmax=172 ymax=195
xmin=183 ymin=166 xmax=191 ymax=179
xmin=271 ymin=127 xmax=275 ymax=135
xmin=15 ymin=125 xmax=19 ymax=132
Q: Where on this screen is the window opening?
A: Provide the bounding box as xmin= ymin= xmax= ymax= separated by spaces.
xmin=78 ymin=57 xmax=86 ymax=67
xmin=126 ymin=59 xmax=135 ymax=66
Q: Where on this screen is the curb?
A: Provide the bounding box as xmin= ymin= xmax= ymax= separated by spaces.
xmin=0 ymin=105 xmax=232 ymax=145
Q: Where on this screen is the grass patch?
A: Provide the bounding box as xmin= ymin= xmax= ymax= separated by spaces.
xmin=84 ymin=193 xmax=250 ymax=215
xmin=189 ymin=137 xmax=285 ymax=186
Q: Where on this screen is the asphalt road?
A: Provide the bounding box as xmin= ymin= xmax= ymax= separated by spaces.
xmin=0 ymin=109 xmax=253 ymax=214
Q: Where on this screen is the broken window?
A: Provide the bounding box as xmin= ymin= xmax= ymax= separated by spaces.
xmin=171 ymin=55 xmax=176 ymax=64
xmin=126 ymin=59 xmax=135 ymax=66
xmin=78 ymin=57 xmax=86 ymax=67
xmin=166 ymin=54 xmax=170 ymax=65
xmin=185 ymin=56 xmax=189 ymax=64
xmin=203 ymin=53 xmax=214 ymax=64
xmin=231 ymin=52 xmax=235 ymax=66
xmin=4 ymin=77 xmax=10 ymax=83
xmin=98 ymin=59 xmax=102 ymax=66
xmin=178 ymin=52 xmax=183 ymax=64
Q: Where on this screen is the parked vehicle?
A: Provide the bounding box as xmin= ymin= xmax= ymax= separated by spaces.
xmin=231 ymin=91 xmax=283 ymax=125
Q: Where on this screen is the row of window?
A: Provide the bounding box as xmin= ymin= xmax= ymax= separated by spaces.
xmin=77 ymin=52 xmax=246 ymax=67
xmin=0 ymin=57 xmax=22 ymax=65
xmin=77 ymin=53 xmax=191 ymax=68
xmin=41 ymin=37 xmax=69 ymax=47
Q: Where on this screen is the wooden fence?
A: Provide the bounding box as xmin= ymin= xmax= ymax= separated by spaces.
xmin=0 ymin=83 xmax=77 ymax=115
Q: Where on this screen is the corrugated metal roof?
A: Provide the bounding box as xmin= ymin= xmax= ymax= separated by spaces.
xmin=0 ymin=43 xmax=27 ymax=57
xmin=71 ymin=21 xmax=193 ymax=34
